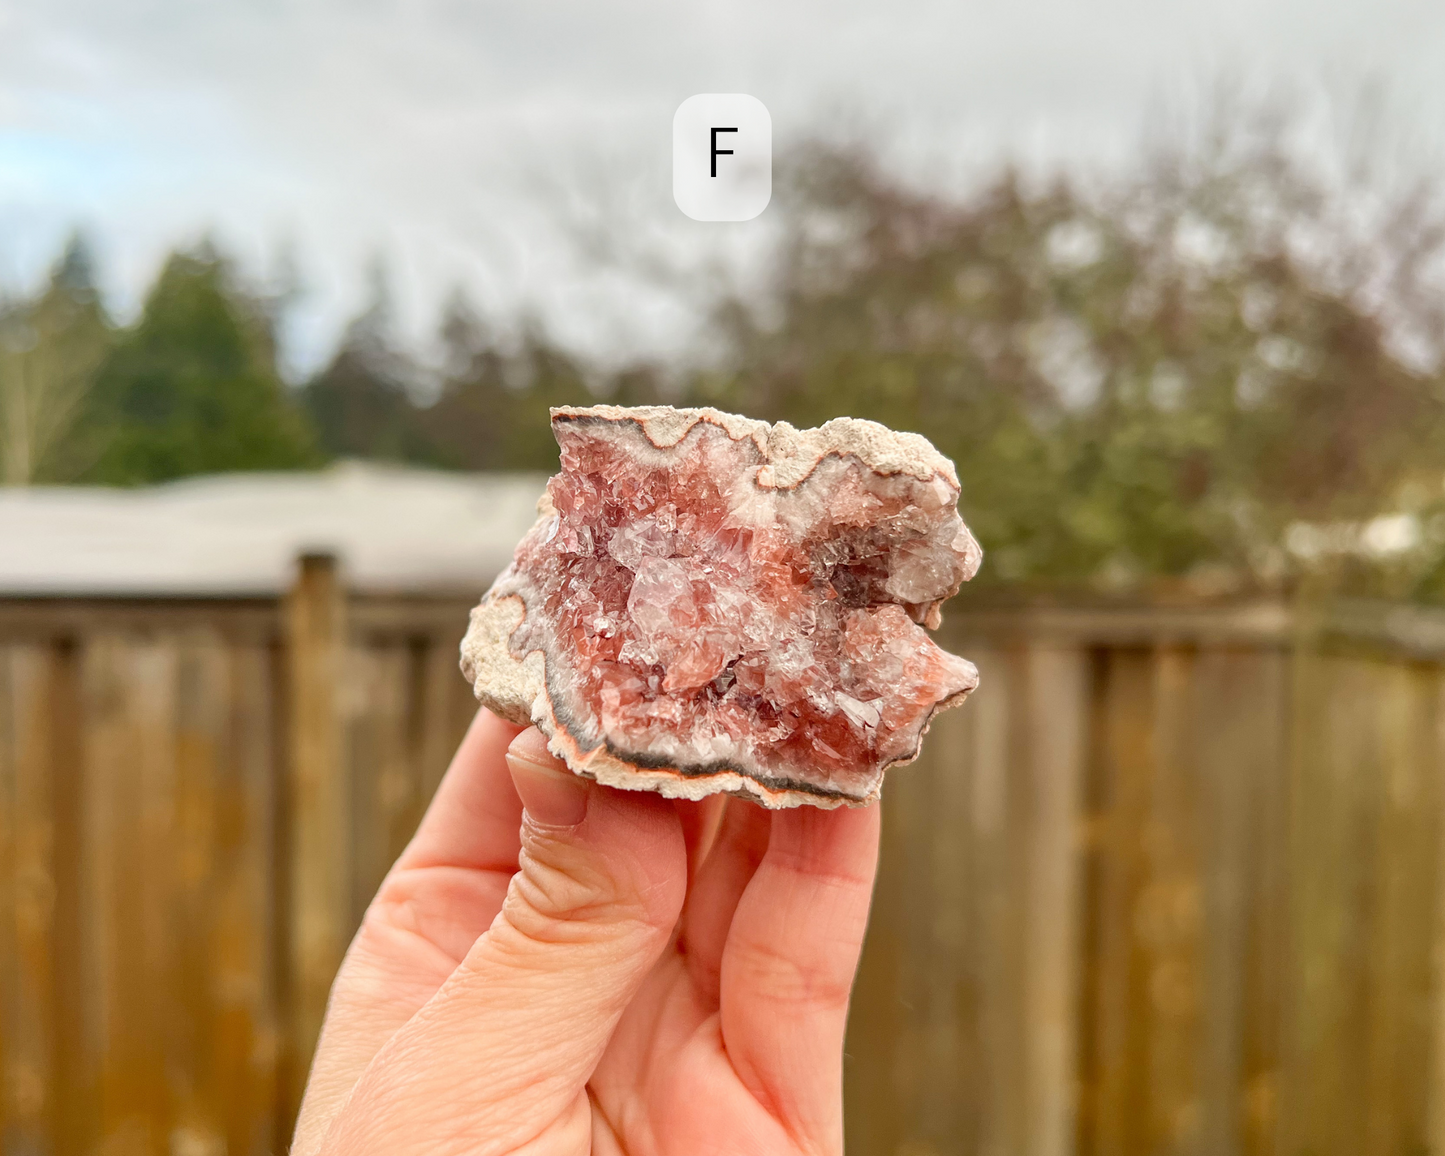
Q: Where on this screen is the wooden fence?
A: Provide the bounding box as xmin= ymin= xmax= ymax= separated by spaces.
xmin=3 ymin=563 xmax=1445 ymax=1155
xmin=850 ymin=600 xmax=1445 ymax=1156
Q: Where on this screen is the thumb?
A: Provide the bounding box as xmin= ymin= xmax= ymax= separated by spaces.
xmin=317 ymin=728 xmax=687 ymax=1156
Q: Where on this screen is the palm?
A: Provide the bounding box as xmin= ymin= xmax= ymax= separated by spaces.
xmin=591 ymin=957 xmax=810 ymax=1154
xmin=293 ymin=711 xmax=878 ymax=1156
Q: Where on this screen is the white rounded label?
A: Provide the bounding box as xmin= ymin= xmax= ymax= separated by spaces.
xmin=672 ymin=94 xmax=772 ymax=222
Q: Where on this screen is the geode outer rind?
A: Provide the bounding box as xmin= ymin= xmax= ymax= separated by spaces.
xmin=461 ymin=405 xmax=981 ymax=809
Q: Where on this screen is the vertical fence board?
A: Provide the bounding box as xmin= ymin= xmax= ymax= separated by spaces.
xmin=973 ymin=644 xmax=1023 ymax=1156
xmin=896 ymin=698 xmax=953 ymax=1153
xmin=285 ymin=556 xmax=349 ymax=1100
xmin=843 ymin=703 xmax=909 ymax=1156
xmin=168 ymin=634 xmax=225 ymax=1156
xmin=1146 ymin=646 xmax=1205 ymax=1154
xmin=1192 ymin=649 xmax=1288 ymax=1156
xmin=444 ymin=623 xmax=483 ymax=800
xmin=1283 ymin=655 xmax=1380 ymax=1156
xmin=1080 ymin=648 xmax=1156 ymax=1154
xmin=1430 ymin=663 xmax=1445 ymax=1156
xmin=140 ymin=641 xmax=183 ymax=1156
xmin=1241 ymin=648 xmax=1290 ymax=1156
xmin=926 ymin=699 xmax=981 ymax=1151
xmin=1363 ymin=663 xmax=1439 ymax=1156
xmin=1021 ymin=644 xmax=1088 ymax=1156
xmin=79 ymin=636 xmax=123 ymax=1150
xmin=9 ymin=644 xmax=59 ymax=1150
xmin=47 ymin=637 xmax=85 ymax=1156
xmin=348 ymin=642 xmax=415 ymax=920
xmin=231 ymin=641 xmax=283 ymax=1156
xmin=80 ymin=636 xmax=182 ymax=1155
xmin=417 ymin=637 xmax=454 ymax=807
xmin=0 ymin=643 xmax=63 ymax=1153
xmin=0 ymin=646 xmax=14 ymax=1152
xmin=418 ymin=634 xmax=466 ymax=806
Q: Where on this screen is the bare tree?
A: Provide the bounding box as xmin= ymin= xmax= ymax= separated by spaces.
xmin=0 ymin=237 xmax=110 ymax=485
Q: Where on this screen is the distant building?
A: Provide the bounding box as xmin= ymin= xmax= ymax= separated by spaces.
xmin=0 ymin=463 xmax=547 ymax=596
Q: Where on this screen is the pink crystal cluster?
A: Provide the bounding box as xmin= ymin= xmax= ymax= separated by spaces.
xmin=485 ymin=407 xmax=981 ymax=805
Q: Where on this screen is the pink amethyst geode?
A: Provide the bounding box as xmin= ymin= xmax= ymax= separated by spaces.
xmin=460 ymin=405 xmax=982 ymax=808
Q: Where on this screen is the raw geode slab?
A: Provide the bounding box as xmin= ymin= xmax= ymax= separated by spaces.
xmin=461 ymin=405 xmax=981 ymax=809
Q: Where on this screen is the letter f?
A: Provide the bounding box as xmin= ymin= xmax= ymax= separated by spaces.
xmin=711 ymin=127 xmax=738 ymax=178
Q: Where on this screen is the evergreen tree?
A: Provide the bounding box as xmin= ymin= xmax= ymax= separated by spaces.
xmin=301 ymin=263 xmax=439 ymax=464
xmin=83 ymin=246 xmax=316 ymax=484
xmin=492 ymin=319 xmax=602 ymax=470
xmin=427 ymin=300 xmax=620 ymax=472
xmin=422 ymin=290 xmax=515 ymax=469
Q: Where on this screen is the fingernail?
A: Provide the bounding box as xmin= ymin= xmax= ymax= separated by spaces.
xmin=507 ymin=751 xmax=590 ymax=827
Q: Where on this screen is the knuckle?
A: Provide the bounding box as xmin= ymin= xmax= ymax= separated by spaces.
xmin=499 ymin=837 xmax=649 ymax=946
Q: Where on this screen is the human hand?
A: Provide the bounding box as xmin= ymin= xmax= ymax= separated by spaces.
xmin=290 ymin=708 xmax=881 ymax=1156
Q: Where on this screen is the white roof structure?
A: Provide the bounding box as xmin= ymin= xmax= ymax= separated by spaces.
xmin=0 ymin=463 xmax=548 ymax=597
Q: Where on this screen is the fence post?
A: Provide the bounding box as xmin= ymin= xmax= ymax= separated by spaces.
xmin=284 ymin=552 xmax=348 ymax=1111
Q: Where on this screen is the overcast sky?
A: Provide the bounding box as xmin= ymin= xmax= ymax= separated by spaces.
xmin=3 ymin=0 xmax=1445 ymax=373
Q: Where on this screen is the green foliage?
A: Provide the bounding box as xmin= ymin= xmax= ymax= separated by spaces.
xmin=695 ymin=139 xmax=1445 ymax=591
xmin=300 ymin=284 xmax=655 ymax=474
xmin=301 ymin=270 xmax=441 ymax=466
xmin=426 ymin=301 xmax=660 ymax=472
xmin=82 ymin=248 xmax=317 ymax=484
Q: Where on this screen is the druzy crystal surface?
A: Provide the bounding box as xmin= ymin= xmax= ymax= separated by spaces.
xmin=462 ymin=405 xmax=981 ymax=808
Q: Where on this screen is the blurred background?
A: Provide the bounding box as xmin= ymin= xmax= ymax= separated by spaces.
xmin=6 ymin=1 xmax=1445 ymax=1154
